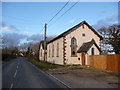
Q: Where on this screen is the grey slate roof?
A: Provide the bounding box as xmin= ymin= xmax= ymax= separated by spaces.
xmin=77 ymin=39 xmax=101 ymax=53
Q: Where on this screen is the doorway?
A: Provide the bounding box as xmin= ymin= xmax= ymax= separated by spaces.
xmin=81 ymin=53 xmax=85 ymax=65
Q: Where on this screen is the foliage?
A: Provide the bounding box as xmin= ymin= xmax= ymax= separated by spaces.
xmin=2 ymin=54 xmax=17 ymax=61
xmin=2 ymin=47 xmax=18 ymax=61
xmin=98 ymin=24 xmax=120 ymax=54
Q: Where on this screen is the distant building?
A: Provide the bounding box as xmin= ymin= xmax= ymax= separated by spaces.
xmin=39 ymin=41 xmax=47 ymax=61
xmin=39 ymin=21 xmax=103 ymax=65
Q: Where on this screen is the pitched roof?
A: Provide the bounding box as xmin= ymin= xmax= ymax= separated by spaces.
xmin=77 ymin=39 xmax=101 ymax=53
xmin=47 ymin=21 xmax=103 ymax=44
xmin=39 ymin=41 xmax=47 ymax=50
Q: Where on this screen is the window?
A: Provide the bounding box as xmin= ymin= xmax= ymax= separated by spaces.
xmin=82 ymin=33 xmax=85 ymax=37
xmin=71 ymin=37 xmax=77 ymax=56
xmin=82 ymin=24 xmax=84 ymax=29
xmin=57 ymin=43 xmax=59 ymax=57
xmin=41 ymin=49 xmax=42 ymax=57
xmin=52 ymin=44 xmax=54 ymax=57
xmin=91 ymin=48 xmax=94 ymax=55
xmin=49 ymin=46 xmax=50 ymax=57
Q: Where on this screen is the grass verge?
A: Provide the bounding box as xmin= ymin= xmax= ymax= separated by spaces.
xmin=25 ymin=57 xmax=65 ymax=70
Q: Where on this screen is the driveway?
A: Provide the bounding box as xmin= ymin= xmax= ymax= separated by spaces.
xmin=46 ymin=65 xmax=119 ymax=88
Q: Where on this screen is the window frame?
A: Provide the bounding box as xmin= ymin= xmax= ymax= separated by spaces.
xmin=41 ymin=49 xmax=42 ymax=57
xmin=57 ymin=43 xmax=59 ymax=57
xmin=71 ymin=37 xmax=77 ymax=57
xmin=52 ymin=44 xmax=54 ymax=57
xmin=91 ymin=48 xmax=94 ymax=55
xmin=49 ymin=46 xmax=50 ymax=57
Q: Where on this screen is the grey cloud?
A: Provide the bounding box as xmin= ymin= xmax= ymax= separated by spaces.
xmin=92 ymin=14 xmax=118 ymax=30
xmin=46 ymin=35 xmax=56 ymax=42
xmin=2 ymin=33 xmax=28 ymax=48
xmin=92 ymin=20 xmax=110 ymax=30
xmin=0 ymin=22 xmax=6 ymax=27
xmin=27 ymin=34 xmax=43 ymax=43
xmin=1 ymin=22 xmax=19 ymax=32
xmin=2 ymin=25 xmax=19 ymax=32
xmin=27 ymin=34 xmax=56 ymax=43
xmin=105 ymin=14 xmax=118 ymax=22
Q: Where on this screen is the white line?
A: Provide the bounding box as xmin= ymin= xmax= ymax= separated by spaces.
xmin=10 ymin=83 xmax=13 ymax=89
xmin=17 ymin=64 xmax=19 ymax=69
xmin=27 ymin=61 xmax=72 ymax=89
xmin=48 ymin=73 xmax=72 ymax=89
xmin=18 ymin=62 xmax=19 ymax=66
xmin=13 ymin=70 xmax=17 ymax=78
xmin=28 ymin=62 xmax=46 ymax=74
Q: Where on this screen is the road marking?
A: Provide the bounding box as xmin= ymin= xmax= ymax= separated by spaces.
xmin=48 ymin=73 xmax=72 ymax=89
xmin=10 ymin=83 xmax=13 ymax=89
xmin=18 ymin=62 xmax=19 ymax=66
xmin=28 ymin=62 xmax=46 ymax=74
xmin=17 ymin=64 xmax=19 ymax=69
xmin=14 ymin=70 xmax=17 ymax=78
xmin=27 ymin=61 xmax=72 ymax=89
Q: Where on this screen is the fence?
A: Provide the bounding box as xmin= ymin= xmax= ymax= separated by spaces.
xmin=89 ymin=54 xmax=120 ymax=72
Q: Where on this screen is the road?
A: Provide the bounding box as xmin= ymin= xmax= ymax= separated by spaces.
xmin=2 ymin=57 xmax=69 ymax=89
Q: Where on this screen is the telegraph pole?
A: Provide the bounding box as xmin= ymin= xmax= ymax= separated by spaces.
xmin=44 ymin=24 xmax=47 ymax=61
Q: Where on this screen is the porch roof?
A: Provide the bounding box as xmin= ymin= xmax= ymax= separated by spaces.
xmin=77 ymin=39 xmax=101 ymax=53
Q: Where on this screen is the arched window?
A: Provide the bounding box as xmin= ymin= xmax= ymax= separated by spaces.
xmin=91 ymin=48 xmax=94 ymax=55
xmin=52 ymin=44 xmax=54 ymax=57
xmin=57 ymin=43 xmax=59 ymax=57
xmin=71 ymin=37 xmax=77 ymax=56
xmin=41 ymin=49 xmax=42 ymax=57
xmin=49 ymin=46 xmax=50 ymax=57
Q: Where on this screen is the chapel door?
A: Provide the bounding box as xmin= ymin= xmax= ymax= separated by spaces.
xmin=82 ymin=53 xmax=85 ymax=65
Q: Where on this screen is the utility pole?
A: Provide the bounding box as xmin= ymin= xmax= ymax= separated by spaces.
xmin=44 ymin=24 xmax=47 ymax=62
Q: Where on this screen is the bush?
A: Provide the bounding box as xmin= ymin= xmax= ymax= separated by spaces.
xmin=2 ymin=54 xmax=17 ymax=61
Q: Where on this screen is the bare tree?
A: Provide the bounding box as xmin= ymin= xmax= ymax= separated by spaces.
xmin=98 ymin=24 xmax=120 ymax=54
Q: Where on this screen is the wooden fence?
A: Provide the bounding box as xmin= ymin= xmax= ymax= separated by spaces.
xmin=89 ymin=54 xmax=120 ymax=72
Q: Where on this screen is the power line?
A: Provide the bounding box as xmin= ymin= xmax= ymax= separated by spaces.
xmin=58 ymin=0 xmax=80 ymax=19
xmin=48 ymin=0 xmax=80 ymax=28
xmin=39 ymin=27 xmax=44 ymax=34
xmin=47 ymin=0 xmax=71 ymax=24
xmin=38 ymin=27 xmax=44 ymax=41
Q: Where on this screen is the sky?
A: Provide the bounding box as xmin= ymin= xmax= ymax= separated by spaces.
xmin=1 ymin=1 xmax=118 ymax=47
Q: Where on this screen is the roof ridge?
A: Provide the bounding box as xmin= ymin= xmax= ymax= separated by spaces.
xmin=47 ymin=20 xmax=86 ymax=44
xmin=47 ymin=20 xmax=103 ymax=44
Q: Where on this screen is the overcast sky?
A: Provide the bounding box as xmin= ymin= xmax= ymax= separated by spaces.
xmin=1 ymin=1 xmax=118 ymax=47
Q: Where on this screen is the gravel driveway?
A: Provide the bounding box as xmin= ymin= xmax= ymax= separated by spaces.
xmin=45 ymin=65 xmax=119 ymax=88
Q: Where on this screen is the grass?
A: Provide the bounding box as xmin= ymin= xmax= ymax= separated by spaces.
xmin=25 ymin=56 xmax=65 ymax=70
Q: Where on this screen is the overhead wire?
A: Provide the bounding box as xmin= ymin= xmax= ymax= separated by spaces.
xmin=57 ymin=0 xmax=80 ymax=20
xmin=48 ymin=0 xmax=80 ymax=28
xmin=47 ymin=0 xmax=71 ymax=25
xmin=39 ymin=27 xmax=44 ymax=34
xmin=39 ymin=0 xmax=71 ymax=38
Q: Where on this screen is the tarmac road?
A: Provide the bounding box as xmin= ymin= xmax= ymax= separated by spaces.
xmin=2 ymin=57 xmax=69 ymax=89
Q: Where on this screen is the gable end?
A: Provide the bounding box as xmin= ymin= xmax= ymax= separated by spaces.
xmin=47 ymin=21 xmax=103 ymax=44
